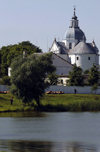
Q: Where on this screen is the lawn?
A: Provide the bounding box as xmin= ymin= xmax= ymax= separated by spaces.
xmin=0 ymin=93 xmax=34 ymax=112
xmin=0 ymin=93 xmax=100 ymax=112
xmin=40 ymin=94 xmax=100 ymax=111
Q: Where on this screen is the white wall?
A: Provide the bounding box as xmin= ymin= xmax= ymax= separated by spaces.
xmin=8 ymin=67 xmax=11 ymax=77
xmin=46 ymin=85 xmax=100 ymax=94
xmin=58 ymin=77 xmax=69 ymax=86
xmin=50 ymin=42 xmax=60 ymax=54
xmin=1 ymin=84 xmax=100 ymax=94
xmin=69 ymin=55 xmax=76 ymax=64
xmin=69 ymin=54 xmax=99 ymax=71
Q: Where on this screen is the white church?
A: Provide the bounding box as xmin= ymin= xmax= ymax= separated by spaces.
xmin=8 ymin=8 xmax=99 ymax=83
xmin=49 ymin=8 xmax=99 ymax=77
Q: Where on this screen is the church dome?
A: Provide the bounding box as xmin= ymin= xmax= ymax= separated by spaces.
xmin=66 ymin=27 xmax=86 ymax=42
xmin=64 ymin=8 xmax=86 ymax=43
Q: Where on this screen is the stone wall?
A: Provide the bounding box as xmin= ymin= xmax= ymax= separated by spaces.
xmin=46 ymin=85 xmax=100 ymax=94
xmin=0 ymin=85 xmax=100 ymax=94
xmin=0 ymin=85 xmax=9 ymax=91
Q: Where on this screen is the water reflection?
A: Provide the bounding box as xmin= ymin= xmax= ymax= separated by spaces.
xmin=0 ymin=140 xmax=97 ymax=152
xmin=0 ymin=112 xmax=100 ymax=151
xmin=0 ymin=112 xmax=46 ymax=117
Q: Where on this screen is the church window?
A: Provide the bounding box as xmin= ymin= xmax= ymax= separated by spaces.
xmin=88 ymin=57 xmax=90 ymax=60
xmin=69 ymin=43 xmax=72 ymax=49
xmin=77 ymin=57 xmax=79 ymax=60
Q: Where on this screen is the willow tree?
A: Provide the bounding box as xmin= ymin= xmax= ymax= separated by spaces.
xmin=10 ymin=53 xmax=55 ymax=107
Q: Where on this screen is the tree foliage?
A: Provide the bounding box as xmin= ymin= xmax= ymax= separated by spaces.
xmin=2 ymin=76 xmax=11 ymax=85
xmin=91 ymin=83 xmax=98 ymax=94
xmin=48 ymin=73 xmax=58 ymax=85
xmin=10 ymin=53 xmax=55 ymax=107
xmin=0 ymin=41 xmax=42 ymax=77
xmin=68 ymin=64 xmax=84 ymax=86
xmin=88 ymin=65 xmax=99 ymax=86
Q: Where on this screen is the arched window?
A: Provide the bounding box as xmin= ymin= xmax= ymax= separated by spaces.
xmin=69 ymin=43 xmax=72 ymax=49
xmin=77 ymin=57 xmax=79 ymax=60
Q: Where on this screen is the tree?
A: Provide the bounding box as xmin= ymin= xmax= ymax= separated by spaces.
xmin=2 ymin=76 xmax=11 ymax=85
xmin=68 ymin=64 xmax=84 ymax=86
xmin=88 ymin=65 xmax=99 ymax=86
xmin=84 ymin=70 xmax=89 ymax=74
xmin=91 ymin=84 xmax=98 ymax=94
xmin=10 ymin=53 xmax=56 ymax=107
xmin=0 ymin=41 xmax=42 ymax=77
xmin=47 ymin=73 xmax=58 ymax=85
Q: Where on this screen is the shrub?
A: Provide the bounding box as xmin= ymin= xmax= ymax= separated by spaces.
xmin=2 ymin=76 xmax=11 ymax=85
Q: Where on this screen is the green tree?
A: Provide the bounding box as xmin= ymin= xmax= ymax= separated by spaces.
xmin=48 ymin=73 xmax=58 ymax=85
xmin=68 ymin=64 xmax=84 ymax=86
xmin=10 ymin=53 xmax=55 ymax=107
xmin=88 ymin=65 xmax=99 ymax=86
xmin=84 ymin=70 xmax=89 ymax=74
xmin=2 ymin=76 xmax=11 ymax=85
xmin=0 ymin=41 xmax=42 ymax=77
xmin=91 ymin=83 xmax=98 ymax=94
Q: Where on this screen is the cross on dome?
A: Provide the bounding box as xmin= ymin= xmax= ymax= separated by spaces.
xmin=72 ymin=6 xmax=77 ymax=20
xmin=74 ymin=6 xmax=76 ymax=17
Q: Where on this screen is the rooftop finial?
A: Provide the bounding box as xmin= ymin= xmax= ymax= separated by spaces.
xmin=73 ymin=6 xmax=76 ymax=17
xmin=72 ymin=6 xmax=77 ymax=20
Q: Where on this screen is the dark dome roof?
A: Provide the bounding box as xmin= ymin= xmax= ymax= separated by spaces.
xmin=69 ymin=41 xmax=98 ymax=54
xmin=64 ymin=9 xmax=86 ymax=42
xmin=66 ymin=27 xmax=86 ymax=42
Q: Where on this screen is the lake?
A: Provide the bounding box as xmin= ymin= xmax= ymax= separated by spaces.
xmin=0 ymin=112 xmax=100 ymax=151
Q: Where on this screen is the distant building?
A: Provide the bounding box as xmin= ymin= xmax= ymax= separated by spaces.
xmin=50 ymin=8 xmax=99 ymax=71
xmin=8 ymin=8 xmax=99 ymax=83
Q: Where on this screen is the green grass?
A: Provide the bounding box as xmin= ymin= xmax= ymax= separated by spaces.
xmin=0 ymin=93 xmax=100 ymax=112
xmin=0 ymin=93 xmax=34 ymax=112
xmin=40 ymin=94 xmax=100 ymax=112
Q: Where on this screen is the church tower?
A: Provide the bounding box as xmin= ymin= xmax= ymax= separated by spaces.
xmin=63 ymin=8 xmax=86 ymax=49
xmin=49 ymin=8 xmax=99 ymax=71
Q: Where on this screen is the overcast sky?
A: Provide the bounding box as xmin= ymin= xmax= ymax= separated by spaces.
xmin=0 ymin=0 xmax=100 ymax=54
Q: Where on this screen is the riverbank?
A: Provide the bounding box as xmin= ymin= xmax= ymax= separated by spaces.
xmin=0 ymin=93 xmax=34 ymax=113
xmin=0 ymin=93 xmax=100 ymax=112
xmin=40 ymin=94 xmax=100 ymax=112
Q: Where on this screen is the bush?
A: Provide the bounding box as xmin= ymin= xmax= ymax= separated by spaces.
xmin=2 ymin=76 xmax=11 ymax=85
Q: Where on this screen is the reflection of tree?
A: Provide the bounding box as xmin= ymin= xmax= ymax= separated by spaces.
xmin=0 ymin=141 xmax=98 ymax=152
xmin=0 ymin=112 xmax=47 ymax=118
xmin=7 ymin=140 xmax=53 ymax=152
xmin=50 ymin=142 xmax=97 ymax=152
xmin=66 ymin=142 xmax=97 ymax=152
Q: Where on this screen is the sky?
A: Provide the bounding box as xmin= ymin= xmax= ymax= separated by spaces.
xmin=0 ymin=0 xmax=100 ymax=54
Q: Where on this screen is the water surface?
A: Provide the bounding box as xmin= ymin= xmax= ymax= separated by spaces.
xmin=0 ymin=112 xmax=100 ymax=151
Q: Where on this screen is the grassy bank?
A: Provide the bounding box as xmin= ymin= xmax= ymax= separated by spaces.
xmin=0 ymin=93 xmax=34 ymax=112
xmin=40 ymin=94 xmax=100 ymax=112
xmin=0 ymin=93 xmax=100 ymax=112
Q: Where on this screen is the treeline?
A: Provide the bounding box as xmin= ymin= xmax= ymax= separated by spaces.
xmin=68 ymin=64 xmax=100 ymax=89
xmin=48 ymin=64 xmax=100 ymax=87
xmin=0 ymin=41 xmax=42 ymax=77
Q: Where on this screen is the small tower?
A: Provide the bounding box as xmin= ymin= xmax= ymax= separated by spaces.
xmin=70 ymin=7 xmax=79 ymax=28
xmin=63 ymin=8 xmax=86 ymax=49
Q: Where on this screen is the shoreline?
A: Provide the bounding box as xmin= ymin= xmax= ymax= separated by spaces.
xmin=0 ymin=93 xmax=100 ymax=113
